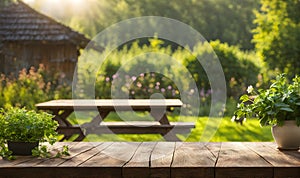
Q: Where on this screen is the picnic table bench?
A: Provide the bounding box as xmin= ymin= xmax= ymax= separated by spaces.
xmin=36 ymin=99 xmax=195 ymax=141
xmin=0 ymin=142 xmax=299 ymax=178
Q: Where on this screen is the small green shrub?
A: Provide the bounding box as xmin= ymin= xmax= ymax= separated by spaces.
xmin=0 ymin=107 xmax=58 ymax=143
xmin=234 ymin=74 xmax=300 ymax=126
xmin=0 ymin=107 xmax=69 ymax=160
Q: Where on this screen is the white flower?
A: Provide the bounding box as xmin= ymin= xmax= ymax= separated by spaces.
xmin=247 ymin=85 xmax=254 ymax=94
xmin=231 ymin=115 xmax=236 ymax=122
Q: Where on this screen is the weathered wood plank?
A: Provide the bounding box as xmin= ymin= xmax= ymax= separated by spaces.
xmin=0 ymin=142 xmax=299 ymax=178
xmin=244 ymin=142 xmax=300 ymax=166
xmin=123 ymin=142 xmax=157 ymax=178
xmin=84 ymin=122 xmax=194 ymax=135
xmin=204 ymin=142 xmax=221 ymax=158
xmin=0 ymin=167 xmax=131 ymax=178
xmin=216 ymin=142 xmax=273 ymax=178
xmin=99 ymin=121 xmax=194 ymax=126
xmin=36 ymin=142 xmax=103 ymax=167
xmin=60 ymin=142 xmax=113 ymax=167
xmin=36 ymin=99 xmax=183 ymax=111
xmin=150 ymin=142 xmax=175 ymax=178
xmin=81 ymin=142 xmax=141 ymax=166
xmin=263 ymin=142 xmax=300 ymax=161
xmin=171 ymin=142 xmax=216 ymax=178
xmin=0 ymin=142 xmax=77 ymax=167
xmin=79 ymin=142 xmax=141 ymax=178
xmin=13 ymin=142 xmax=78 ymax=167
xmin=247 ymin=142 xmax=300 ymax=178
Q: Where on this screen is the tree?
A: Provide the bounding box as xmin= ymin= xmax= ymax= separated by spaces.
xmin=252 ymin=0 xmax=300 ymax=78
xmin=27 ymin=0 xmax=259 ymax=50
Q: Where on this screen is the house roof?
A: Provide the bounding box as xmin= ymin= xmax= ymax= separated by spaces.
xmin=0 ymin=0 xmax=90 ymax=48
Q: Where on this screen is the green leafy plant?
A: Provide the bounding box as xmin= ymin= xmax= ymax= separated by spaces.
xmin=0 ymin=107 xmax=69 ymax=160
xmin=234 ymin=74 xmax=300 ymax=127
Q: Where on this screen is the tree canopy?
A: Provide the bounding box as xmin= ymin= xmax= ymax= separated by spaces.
xmin=252 ymin=0 xmax=300 ymax=78
xmin=27 ymin=0 xmax=259 ymax=50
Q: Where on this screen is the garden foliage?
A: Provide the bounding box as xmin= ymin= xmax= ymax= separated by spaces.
xmin=253 ymin=0 xmax=300 ymax=79
xmin=0 ymin=65 xmax=71 ymax=110
xmin=235 ymin=74 xmax=300 ymax=126
xmin=0 ymin=40 xmax=259 ymax=116
xmin=76 ymin=40 xmax=260 ymax=116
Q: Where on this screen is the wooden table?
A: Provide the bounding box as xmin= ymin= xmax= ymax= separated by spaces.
xmin=0 ymin=142 xmax=299 ymax=178
xmin=36 ymin=99 xmax=195 ymax=141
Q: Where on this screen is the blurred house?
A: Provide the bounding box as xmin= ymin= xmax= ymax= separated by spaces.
xmin=0 ymin=0 xmax=90 ymax=81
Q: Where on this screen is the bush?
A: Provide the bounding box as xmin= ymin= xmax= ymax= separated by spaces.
xmin=0 ymin=67 xmax=50 ymax=109
xmin=184 ymin=40 xmax=260 ymax=99
xmin=0 ymin=107 xmax=58 ymax=143
xmin=76 ymin=39 xmax=260 ymax=116
xmin=0 ymin=65 xmax=71 ymax=110
xmin=80 ymin=40 xmax=260 ymax=100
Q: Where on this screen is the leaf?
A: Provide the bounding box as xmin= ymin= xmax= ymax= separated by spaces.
xmin=240 ymin=94 xmax=249 ymax=102
xmin=259 ymin=115 xmax=269 ymax=126
xmin=295 ymin=102 xmax=300 ymax=106
xmin=274 ymin=103 xmax=290 ymax=108
xmin=279 ymin=107 xmax=294 ymax=112
xmin=266 ymin=110 xmax=275 ymax=115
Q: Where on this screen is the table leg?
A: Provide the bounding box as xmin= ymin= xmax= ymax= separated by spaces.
xmin=76 ymin=110 xmax=109 ymax=140
xmin=58 ymin=127 xmax=85 ymax=141
xmin=51 ymin=109 xmax=85 ymax=141
xmin=52 ymin=109 xmax=73 ymax=126
xmin=81 ymin=110 xmax=110 ymax=129
xmin=150 ymin=110 xmax=180 ymax=141
xmin=151 ymin=111 xmax=170 ymax=125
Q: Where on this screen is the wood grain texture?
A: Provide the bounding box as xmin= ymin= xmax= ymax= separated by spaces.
xmin=34 ymin=142 xmax=82 ymax=167
xmin=0 ymin=142 xmax=299 ymax=178
xmin=150 ymin=142 xmax=175 ymax=178
xmin=215 ymin=142 xmax=273 ymax=178
xmin=60 ymin=142 xmax=113 ymax=167
xmin=204 ymin=142 xmax=221 ymax=158
xmin=123 ymin=142 xmax=157 ymax=178
xmin=0 ymin=142 xmax=77 ymax=168
xmin=171 ymin=142 xmax=216 ymax=178
xmin=245 ymin=142 xmax=300 ymax=178
xmin=79 ymin=142 xmax=141 ymax=178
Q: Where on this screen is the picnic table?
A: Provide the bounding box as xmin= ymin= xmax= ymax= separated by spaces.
xmin=0 ymin=142 xmax=299 ymax=178
xmin=36 ymin=99 xmax=195 ymax=141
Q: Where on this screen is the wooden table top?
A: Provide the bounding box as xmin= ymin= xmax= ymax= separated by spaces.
xmin=0 ymin=142 xmax=299 ymax=178
xmin=36 ymin=99 xmax=183 ymax=110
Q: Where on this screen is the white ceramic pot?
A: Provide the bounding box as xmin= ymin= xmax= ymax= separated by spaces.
xmin=271 ymin=120 xmax=300 ymax=150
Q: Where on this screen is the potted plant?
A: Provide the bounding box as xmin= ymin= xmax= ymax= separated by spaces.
xmin=234 ymin=74 xmax=300 ymax=150
xmin=0 ymin=107 xmax=68 ymax=160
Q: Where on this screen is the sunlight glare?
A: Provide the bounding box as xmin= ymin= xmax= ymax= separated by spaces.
xmin=23 ymin=0 xmax=35 ymax=3
xmin=72 ymin=0 xmax=84 ymax=4
xmin=67 ymin=0 xmax=85 ymax=7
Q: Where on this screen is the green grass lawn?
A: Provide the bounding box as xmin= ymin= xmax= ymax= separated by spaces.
xmin=66 ymin=112 xmax=273 ymax=142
